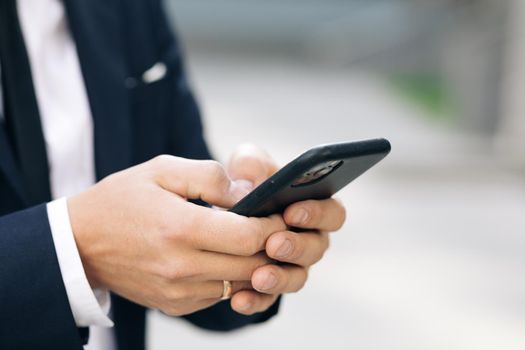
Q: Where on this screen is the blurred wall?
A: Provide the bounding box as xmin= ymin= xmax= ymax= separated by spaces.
xmin=498 ymin=0 xmax=525 ymax=168
xmin=164 ymin=0 xmax=513 ymax=138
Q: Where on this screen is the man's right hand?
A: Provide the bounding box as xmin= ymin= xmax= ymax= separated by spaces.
xmin=68 ymin=155 xmax=286 ymax=316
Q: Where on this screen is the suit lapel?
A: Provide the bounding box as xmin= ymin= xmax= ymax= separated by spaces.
xmin=63 ymin=0 xmax=132 ymax=180
xmin=1 ymin=0 xmax=132 ymax=198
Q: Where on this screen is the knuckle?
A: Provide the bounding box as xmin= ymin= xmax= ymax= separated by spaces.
xmin=161 ymin=265 xmax=184 ymax=281
xmin=244 ymin=237 xmax=261 ymax=256
xmin=204 ymin=160 xmax=228 ymax=184
xmin=307 ymin=201 xmax=322 ymax=226
xmin=252 ymin=218 xmax=270 ymax=246
xmin=161 ymin=305 xmax=183 ymax=317
xmin=159 ymin=215 xmax=191 ymax=244
xmin=162 ymin=260 xmax=199 ymax=281
xmin=231 ymin=228 xmax=256 ymax=257
xmin=289 ymin=235 xmax=305 ymax=261
xmin=179 ymin=260 xmax=201 ymax=279
xmin=157 ymin=216 xmax=178 ymax=240
xmin=163 ymin=288 xmax=183 ymax=304
xmin=237 ymin=219 xmax=265 ymax=256
xmin=168 ymin=286 xmax=192 ymax=303
xmin=151 ymin=154 xmax=171 ymax=169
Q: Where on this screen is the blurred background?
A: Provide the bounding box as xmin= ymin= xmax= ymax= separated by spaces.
xmin=148 ymin=1 xmax=525 ymax=349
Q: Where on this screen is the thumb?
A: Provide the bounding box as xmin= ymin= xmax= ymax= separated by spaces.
xmin=230 ymin=179 xmax=254 ymax=202
xmin=149 ymin=155 xmax=247 ymax=208
xmin=228 ymin=143 xmax=278 ymax=186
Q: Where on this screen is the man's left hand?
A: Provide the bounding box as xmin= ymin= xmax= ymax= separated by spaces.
xmin=226 ymin=144 xmax=347 ymax=315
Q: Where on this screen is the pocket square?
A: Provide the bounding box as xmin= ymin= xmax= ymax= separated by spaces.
xmin=142 ymin=62 xmax=167 ymax=84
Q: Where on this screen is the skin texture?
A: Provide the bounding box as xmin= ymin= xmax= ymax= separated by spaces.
xmin=69 ymin=145 xmax=346 ymax=317
xmin=227 ymin=144 xmax=346 ymax=315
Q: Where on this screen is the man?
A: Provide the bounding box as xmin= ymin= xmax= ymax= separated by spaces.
xmin=0 ymin=0 xmax=346 ymax=349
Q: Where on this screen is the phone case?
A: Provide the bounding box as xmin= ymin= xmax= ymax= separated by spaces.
xmin=230 ymin=138 xmax=391 ymax=217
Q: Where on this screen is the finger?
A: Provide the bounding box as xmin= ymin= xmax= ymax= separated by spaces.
xmin=192 ymin=251 xmax=273 ymax=281
xmin=251 ymin=264 xmax=308 ymax=295
xmin=284 ymin=198 xmax=346 ymax=231
xmin=227 ymin=143 xmax=278 ymax=186
xmin=265 ymin=230 xmax=329 ymax=266
xmin=230 ymin=290 xmax=279 ymax=315
xmin=228 ymin=281 xmax=254 ymax=296
xmin=149 ymin=155 xmax=249 ymax=208
xmin=187 ymin=207 xmax=287 ymax=256
xmin=180 ymin=280 xmax=253 ymax=300
xmin=161 ymin=297 xmax=221 ymax=317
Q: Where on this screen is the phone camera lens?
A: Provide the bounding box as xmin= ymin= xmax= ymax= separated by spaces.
xmin=291 ymin=160 xmax=343 ymax=187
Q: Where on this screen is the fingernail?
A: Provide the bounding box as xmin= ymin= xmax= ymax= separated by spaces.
xmin=231 ymin=179 xmax=254 ymax=200
xmin=291 ymin=208 xmax=309 ymax=225
xmin=274 ymin=239 xmax=293 ymax=258
xmin=238 ymin=300 xmax=253 ymax=311
xmin=259 ymin=272 xmax=278 ymax=291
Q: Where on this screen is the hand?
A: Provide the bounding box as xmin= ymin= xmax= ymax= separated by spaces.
xmin=68 ymin=155 xmax=286 ymax=316
xmin=226 ymin=144 xmax=346 ymax=315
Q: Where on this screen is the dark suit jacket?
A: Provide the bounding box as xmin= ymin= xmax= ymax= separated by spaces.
xmin=0 ymin=0 xmax=279 ymax=349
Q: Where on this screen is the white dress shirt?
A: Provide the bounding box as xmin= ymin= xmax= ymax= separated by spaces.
xmin=14 ymin=0 xmax=116 ymax=348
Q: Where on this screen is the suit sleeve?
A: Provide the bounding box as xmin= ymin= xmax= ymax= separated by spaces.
xmin=0 ymin=205 xmax=84 ymax=349
xmin=149 ymin=0 xmax=282 ymax=331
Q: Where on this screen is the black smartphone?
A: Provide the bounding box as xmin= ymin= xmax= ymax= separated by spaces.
xmin=229 ymin=138 xmax=391 ymax=217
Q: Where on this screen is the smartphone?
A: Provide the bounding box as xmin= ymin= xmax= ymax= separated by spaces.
xmin=229 ymin=138 xmax=391 ymax=217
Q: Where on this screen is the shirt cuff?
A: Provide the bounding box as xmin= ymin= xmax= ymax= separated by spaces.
xmin=47 ymin=198 xmax=114 ymax=328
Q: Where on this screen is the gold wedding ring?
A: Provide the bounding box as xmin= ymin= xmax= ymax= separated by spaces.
xmin=221 ymin=280 xmax=232 ymax=300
